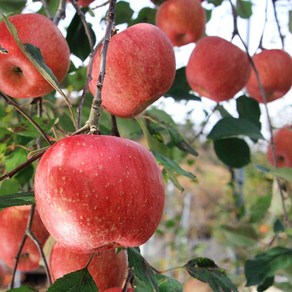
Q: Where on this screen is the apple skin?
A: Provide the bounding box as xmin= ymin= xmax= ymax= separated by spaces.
xmin=246 ymin=49 xmax=292 ymax=103
xmin=50 ymin=243 xmax=127 ymax=291
xmin=34 ymin=134 xmax=165 ymax=253
xmin=67 ymin=0 xmax=94 ymax=6
xmin=0 ymin=13 xmax=70 ymax=98
xmin=0 ymin=206 xmax=49 ymax=271
xmin=89 ymin=23 xmax=176 ymax=118
xmin=267 ymin=128 xmax=292 ymax=167
xmin=186 ymin=36 xmax=251 ymax=102
xmin=155 ymin=0 xmax=206 ymax=46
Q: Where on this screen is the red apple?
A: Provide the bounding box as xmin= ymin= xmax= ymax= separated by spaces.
xmin=67 ymin=0 xmax=95 ymax=6
xmin=34 ymin=135 xmax=165 ymax=253
xmin=0 ymin=206 xmax=49 ymax=271
xmin=155 ymin=0 xmax=206 ymax=46
xmin=267 ymin=127 xmax=292 ymax=167
xmin=50 ymin=243 xmax=127 ymax=291
xmin=89 ymin=23 xmax=176 ymax=118
xmin=246 ymin=49 xmax=292 ymax=103
xmin=186 ymin=36 xmax=251 ymax=102
xmin=0 ymin=13 xmax=70 ymax=98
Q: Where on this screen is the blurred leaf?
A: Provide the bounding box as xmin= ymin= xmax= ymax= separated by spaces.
xmin=15 ymin=164 xmax=34 ymax=186
xmin=130 ymin=7 xmax=156 ymax=25
xmin=269 ymin=167 xmax=292 ymax=182
xmin=273 ymin=219 xmax=285 ymax=233
xmin=66 ymin=12 xmax=96 ymax=61
xmin=5 ymin=148 xmax=27 ymax=171
xmin=37 ymin=0 xmax=59 ymax=16
xmin=0 ymin=192 xmax=35 ymax=209
xmin=249 ymin=193 xmax=272 ymax=223
xmin=67 ymin=66 xmax=87 ymax=92
xmin=207 ymin=117 xmax=264 ymax=140
xmin=289 ymin=10 xmax=292 ymax=33
xmin=0 ymin=179 xmax=19 ymax=196
xmin=236 ymin=95 xmax=261 ymax=130
xmin=156 ymin=274 xmax=183 ymax=292
xmin=236 ymin=0 xmax=252 ymax=19
xmin=116 ymin=117 xmax=142 ymax=140
xmin=7 ymin=286 xmax=36 ymax=292
xmin=165 ymin=67 xmax=201 ymax=101
xmin=184 ymin=258 xmax=238 ymax=291
xmin=245 ymin=246 xmax=292 ymax=286
xmin=115 ymin=1 xmax=134 ymax=25
xmin=217 ymin=105 xmax=233 ymax=118
xmin=0 ymin=0 xmax=26 ymax=14
xmin=48 ymin=268 xmax=98 ymax=292
xmin=128 ymin=247 xmax=159 ymax=291
xmin=214 ymin=138 xmax=250 ymax=168
xmin=257 ymin=277 xmax=274 ymax=292
xmin=207 ymin=0 xmax=224 ymax=6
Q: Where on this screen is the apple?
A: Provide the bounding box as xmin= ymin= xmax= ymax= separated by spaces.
xmin=155 ymin=0 xmax=206 ymax=46
xmin=0 ymin=206 xmax=49 ymax=271
xmin=50 ymin=243 xmax=127 ymax=291
xmin=67 ymin=0 xmax=95 ymax=6
xmin=89 ymin=23 xmax=176 ymax=118
xmin=267 ymin=127 xmax=292 ymax=167
xmin=0 ymin=13 xmax=70 ymax=99
xmin=186 ymin=36 xmax=251 ymax=102
xmin=34 ymin=134 xmax=165 ymax=253
xmin=246 ymin=49 xmax=292 ymax=103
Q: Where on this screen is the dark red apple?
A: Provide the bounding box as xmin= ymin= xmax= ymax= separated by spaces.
xmin=0 ymin=206 xmax=49 ymax=271
xmin=267 ymin=127 xmax=292 ymax=167
xmin=89 ymin=23 xmax=176 ymax=118
xmin=155 ymin=0 xmax=206 ymax=46
xmin=0 ymin=13 xmax=70 ymax=98
xmin=246 ymin=49 xmax=292 ymax=103
xmin=186 ymin=36 xmax=251 ymax=102
xmin=34 ymin=135 xmax=165 ymax=253
xmin=50 ymin=243 xmax=128 ymax=291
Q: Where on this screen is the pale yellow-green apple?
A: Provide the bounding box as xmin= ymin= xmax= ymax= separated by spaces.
xmin=0 ymin=13 xmax=70 ymax=98
xmin=89 ymin=23 xmax=176 ymax=118
xmin=246 ymin=49 xmax=292 ymax=103
xmin=267 ymin=127 xmax=292 ymax=167
xmin=186 ymin=36 xmax=251 ymax=102
xmin=155 ymin=0 xmax=206 ymax=46
xmin=0 ymin=206 xmax=49 ymax=271
xmin=34 ymin=135 xmax=165 ymax=253
xmin=50 ymin=243 xmax=127 ymax=291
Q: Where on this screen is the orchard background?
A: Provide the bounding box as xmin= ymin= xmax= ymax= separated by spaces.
xmin=0 ymin=0 xmax=291 ymax=291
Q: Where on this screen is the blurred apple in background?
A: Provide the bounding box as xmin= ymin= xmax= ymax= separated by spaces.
xmin=186 ymin=36 xmax=251 ymax=102
xmin=0 ymin=13 xmax=70 ymax=98
xmin=246 ymin=49 xmax=292 ymax=103
xmin=155 ymin=0 xmax=206 ymax=46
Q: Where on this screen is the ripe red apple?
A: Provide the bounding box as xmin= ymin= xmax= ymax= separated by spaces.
xmin=155 ymin=0 xmax=206 ymax=46
xmin=67 ymin=0 xmax=95 ymax=6
xmin=0 ymin=206 xmax=49 ymax=271
xmin=50 ymin=243 xmax=127 ymax=291
xmin=267 ymin=127 xmax=292 ymax=167
xmin=246 ymin=49 xmax=292 ymax=103
xmin=0 ymin=13 xmax=70 ymax=98
xmin=89 ymin=23 xmax=176 ymax=118
xmin=34 ymin=135 xmax=165 ymax=253
xmin=186 ymin=36 xmax=251 ymax=102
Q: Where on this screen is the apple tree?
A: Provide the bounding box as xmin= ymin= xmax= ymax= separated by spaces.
xmin=0 ymin=0 xmax=291 ymax=291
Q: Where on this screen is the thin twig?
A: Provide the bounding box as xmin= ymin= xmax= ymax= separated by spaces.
xmin=53 ymin=0 xmax=67 ymax=25
xmin=0 ymin=93 xmax=53 ymax=146
xmin=92 ymin=0 xmax=110 ymax=10
xmin=271 ymin=0 xmax=285 ymax=49
xmin=40 ymin=0 xmax=53 ymax=20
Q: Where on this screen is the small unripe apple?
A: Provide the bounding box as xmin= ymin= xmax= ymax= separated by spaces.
xmin=246 ymin=49 xmax=292 ymax=103
xmin=50 ymin=243 xmax=128 ymax=291
xmin=0 ymin=13 xmax=70 ymax=98
xmin=34 ymin=135 xmax=165 ymax=253
xmin=0 ymin=206 xmax=49 ymax=271
xmin=186 ymin=36 xmax=251 ymax=102
xmin=155 ymin=0 xmax=206 ymax=46
xmin=89 ymin=23 xmax=176 ymax=118
xmin=267 ymin=127 xmax=292 ymax=167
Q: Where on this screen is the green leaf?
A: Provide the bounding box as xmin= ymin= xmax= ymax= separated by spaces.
xmin=156 ymin=274 xmax=183 ymax=292
xmin=7 ymin=286 xmax=36 ymax=292
xmin=165 ymin=67 xmax=201 ymax=101
xmin=213 ymin=138 xmax=251 ymax=168
xmin=273 ymin=219 xmax=285 ymax=233
xmin=115 ymin=1 xmax=134 ymax=25
xmin=37 ymin=0 xmax=59 ymax=16
xmin=245 ymin=246 xmax=292 ymax=286
xmin=0 ymin=192 xmax=35 ymax=209
xmin=207 ymin=0 xmax=224 ymax=6
xmin=184 ymin=258 xmax=238 ymax=292
xmin=236 ymin=95 xmax=261 ymax=130
xmin=269 ymin=167 xmax=292 ymax=182
xmin=0 ymin=0 xmax=26 ymax=15
xmin=0 ymin=179 xmax=19 ymax=196
xmin=249 ymin=193 xmax=272 ymax=223
xmin=208 ymin=117 xmax=263 ymax=140
xmin=236 ymin=0 xmax=252 ymax=18
xmin=66 ymin=12 xmax=96 ymax=61
xmin=48 ymin=268 xmax=98 ymax=292
xmin=127 ymin=247 xmax=159 ymax=291
xmin=130 ymin=7 xmax=156 ymax=25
